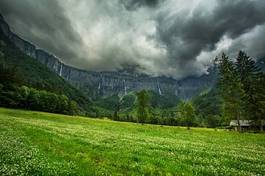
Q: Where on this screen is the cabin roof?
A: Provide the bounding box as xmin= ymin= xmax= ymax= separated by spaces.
xmin=230 ymin=120 xmax=265 ymax=127
xmin=230 ymin=120 xmax=253 ymax=127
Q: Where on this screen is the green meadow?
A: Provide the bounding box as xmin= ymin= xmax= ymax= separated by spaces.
xmin=0 ymin=108 xmax=265 ymax=176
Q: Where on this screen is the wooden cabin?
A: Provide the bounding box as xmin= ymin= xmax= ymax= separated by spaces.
xmin=229 ymin=120 xmax=265 ymax=131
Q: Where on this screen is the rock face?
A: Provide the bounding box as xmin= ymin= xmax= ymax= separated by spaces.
xmin=0 ymin=14 xmax=217 ymax=99
xmin=257 ymin=58 xmax=265 ymax=72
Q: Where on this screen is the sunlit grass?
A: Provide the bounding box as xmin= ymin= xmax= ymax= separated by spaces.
xmin=0 ymin=108 xmax=265 ymax=175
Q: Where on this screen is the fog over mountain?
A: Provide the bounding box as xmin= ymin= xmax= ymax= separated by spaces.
xmin=1 ymin=0 xmax=265 ymax=79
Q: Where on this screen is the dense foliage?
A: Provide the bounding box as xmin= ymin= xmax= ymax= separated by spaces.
xmin=0 ymin=63 xmax=79 ymax=115
xmin=0 ymin=84 xmax=79 ymax=115
xmin=177 ymin=101 xmax=196 ymax=129
xmin=217 ymin=51 xmax=265 ymax=131
xmin=192 ymin=88 xmax=224 ymax=127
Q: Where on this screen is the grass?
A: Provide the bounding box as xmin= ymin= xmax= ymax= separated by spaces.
xmin=0 ymin=108 xmax=265 ymax=175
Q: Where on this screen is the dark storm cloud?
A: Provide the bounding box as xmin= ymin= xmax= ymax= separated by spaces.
xmin=0 ymin=0 xmax=84 ymax=64
xmin=121 ymin=0 xmax=159 ymax=10
xmin=0 ymin=0 xmax=265 ymax=79
xmin=156 ymin=0 xmax=265 ymax=69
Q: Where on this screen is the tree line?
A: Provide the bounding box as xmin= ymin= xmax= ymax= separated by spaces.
xmin=217 ymin=51 xmax=265 ymax=132
xmin=0 ymin=63 xmax=79 ymax=115
xmin=110 ymin=90 xmax=197 ymax=129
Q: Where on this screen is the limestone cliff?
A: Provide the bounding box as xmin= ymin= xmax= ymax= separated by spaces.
xmin=0 ymin=14 xmax=217 ymax=99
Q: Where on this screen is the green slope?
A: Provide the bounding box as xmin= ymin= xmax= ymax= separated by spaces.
xmin=0 ymin=29 xmax=91 ymax=113
xmin=92 ymin=90 xmax=180 ymax=118
xmin=192 ymin=88 xmax=224 ymax=127
xmin=0 ymin=108 xmax=265 ymax=175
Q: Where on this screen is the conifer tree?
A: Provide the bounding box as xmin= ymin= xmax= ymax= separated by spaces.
xmin=136 ymin=90 xmax=150 ymax=124
xmin=218 ymin=53 xmax=244 ymax=131
xmin=236 ymin=51 xmax=265 ymax=131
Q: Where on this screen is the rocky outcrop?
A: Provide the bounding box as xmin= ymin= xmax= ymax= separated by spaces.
xmin=0 ymin=14 xmax=217 ymax=99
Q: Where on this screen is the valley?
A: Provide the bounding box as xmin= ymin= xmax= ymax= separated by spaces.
xmin=1 ymin=1 xmax=265 ymax=175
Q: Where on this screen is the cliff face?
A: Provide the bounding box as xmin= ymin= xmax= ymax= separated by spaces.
xmin=0 ymin=14 xmax=217 ymax=99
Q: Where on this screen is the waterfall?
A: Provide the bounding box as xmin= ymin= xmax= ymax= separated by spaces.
xmin=157 ymin=82 xmax=162 ymax=95
xmin=123 ymin=80 xmax=127 ymax=95
xmin=158 ymin=86 xmax=162 ymax=95
xmin=98 ymin=82 xmax=101 ymax=90
xmin=125 ymin=86 xmax=127 ymax=95
xmin=59 ymin=62 xmax=63 ymax=76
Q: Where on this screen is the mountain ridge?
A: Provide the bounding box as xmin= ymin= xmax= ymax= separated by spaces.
xmin=0 ymin=14 xmax=217 ymax=99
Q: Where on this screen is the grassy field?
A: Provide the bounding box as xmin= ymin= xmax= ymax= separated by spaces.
xmin=0 ymin=108 xmax=265 ymax=175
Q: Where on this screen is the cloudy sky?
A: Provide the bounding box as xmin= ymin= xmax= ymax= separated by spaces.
xmin=1 ymin=0 xmax=265 ymax=79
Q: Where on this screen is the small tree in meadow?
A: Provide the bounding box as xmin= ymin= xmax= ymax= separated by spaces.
xmin=136 ymin=90 xmax=150 ymax=124
xmin=177 ymin=101 xmax=196 ymax=130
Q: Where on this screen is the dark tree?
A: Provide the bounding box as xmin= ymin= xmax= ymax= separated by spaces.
xmin=136 ymin=90 xmax=150 ymax=124
xmin=177 ymin=101 xmax=196 ymax=130
xmin=236 ymin=51 xmax=265 ymax=131
xmin=217 ymin=53 xmax=244 ymax=132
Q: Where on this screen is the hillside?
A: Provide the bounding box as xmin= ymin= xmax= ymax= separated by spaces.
xmin=0 ymin=108 xmax=265 ymax=175
xmin=93 ymin=90 xmax=180 ymax=116
xmin=0 ymin=23 xmax=91 ymax=113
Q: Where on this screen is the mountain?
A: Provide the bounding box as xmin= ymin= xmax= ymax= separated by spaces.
xmin=0 ymin=15 xmax=91 ymax=113
xmin=0 ymin=14 xmax=217 ymax=100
